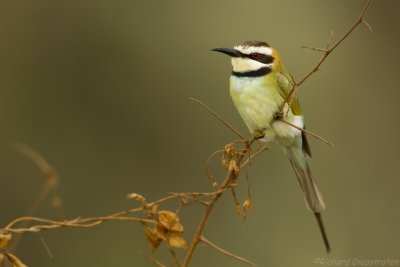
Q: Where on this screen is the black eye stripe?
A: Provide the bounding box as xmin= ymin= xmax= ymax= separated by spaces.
xmin=247 ymin=53 xmax=274 ymax=64
xmin=236 ymin=51 xmax=274 ymax=64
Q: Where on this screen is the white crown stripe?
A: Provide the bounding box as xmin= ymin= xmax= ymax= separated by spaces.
xmin=234 ymin=46 xmax=273 ymax=56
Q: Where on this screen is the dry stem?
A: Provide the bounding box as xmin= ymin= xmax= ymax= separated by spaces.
xmin=10 ymin=143 xmax=64 ymax=252
xmin=190 ymin=97 xmax=245 ymax=140
xmin=283 ymin=0 xmax=372 ymax=110
xmin=140 ymin=251 xmax=166 ymax=267
xmin=279 ymin=119 xmax=335 ymax=148
xmin=181 ymin=137 xmax=256 ymax=267
xmin=200 ymin=236 xmax=256 ymax=267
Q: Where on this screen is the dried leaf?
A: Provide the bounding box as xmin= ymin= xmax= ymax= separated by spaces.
xmin=228 ymin=160 xmax=240 ymax=175
xmin=0 ymin=231 xmax=12 ymax=249
xmin=222 ymin=144 xmax=235 ymax=168
xmin=167 ymin=232 xmax=187 ymax=249
xmin=206 ymin=171 xmax=218 ymax=187
xmin=142 ymin=223 xmax=162 ymax=251
xmin=243 ymin=199 xmax=253 ymax=212
xmin=157 ymin=211 xmax=183 ymax=232
xmin=127 ymin=193 xmax=146 ymax=203
xmin=224 ymin=144 xmax=235 ymax=156
xmin=155 ymin=224 xmax=167 ymax=240
xmin=5 ymin=253 xmax=28 ymax=267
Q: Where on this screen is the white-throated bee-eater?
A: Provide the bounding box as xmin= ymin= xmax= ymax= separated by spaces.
xmin=212 ymin=40 xmax=330 ymax=253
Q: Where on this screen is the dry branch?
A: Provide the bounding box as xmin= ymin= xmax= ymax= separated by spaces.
xmin=140 ymin=251 xmax=166 ymax=267
xmin=200 ymin=236 xmax=256 ymax=267
xmin=190 ymin=97 xmax=245 ymax=140
xmin=279 ymin=119 xmax=335 ymax=148
xmin=282 ymin=0 xmax=372 ymax=111
xmin=181 ymin=137 xmax=256 ymax=267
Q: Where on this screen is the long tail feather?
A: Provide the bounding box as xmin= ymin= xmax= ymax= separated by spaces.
xmin=314 ymin=212 xmax=331 ymax=253
xmin=288 ymin=147 xmax=330 ymax=253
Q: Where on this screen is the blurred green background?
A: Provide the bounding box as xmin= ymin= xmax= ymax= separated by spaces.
xmin=1 ymin=0 xmax=399 ymax=266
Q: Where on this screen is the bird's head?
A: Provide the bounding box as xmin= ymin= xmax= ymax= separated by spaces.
xmin=212 ymin=40 xmax=282 ymax=77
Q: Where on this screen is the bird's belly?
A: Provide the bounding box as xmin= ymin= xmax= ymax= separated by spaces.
xmin=230 ymin=76 xmax=303 ymax=143
xmin=230 ymin=77 xmax=280 ymax=132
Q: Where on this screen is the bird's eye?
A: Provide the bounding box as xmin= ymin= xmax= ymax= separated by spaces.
xmin=250 ymin=53 xmax=261 ymax=59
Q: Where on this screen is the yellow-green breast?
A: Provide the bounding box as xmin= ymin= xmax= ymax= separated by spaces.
xmin=229 ymin=72 xmax=283 ymax=134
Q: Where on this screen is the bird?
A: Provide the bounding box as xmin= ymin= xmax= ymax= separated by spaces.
xmin=212 ymin=40 xmax=330 ymax=253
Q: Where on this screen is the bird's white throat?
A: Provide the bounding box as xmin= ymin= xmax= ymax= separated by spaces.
xmin=231 ymin=57 xmax=269 ymax=73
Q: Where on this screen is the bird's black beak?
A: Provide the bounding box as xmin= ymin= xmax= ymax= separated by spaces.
xmin=211 ymin=47 xmax=241 ymax=57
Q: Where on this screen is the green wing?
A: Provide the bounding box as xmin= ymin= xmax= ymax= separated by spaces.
xmin=275 ymin=71 xmax=302 ymax=115
xmin=276 ymin=71 xmax=312 ymax=157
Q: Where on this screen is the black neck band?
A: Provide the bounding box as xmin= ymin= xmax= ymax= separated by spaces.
xmin=232 ymin=67 xmax=271 ymax=77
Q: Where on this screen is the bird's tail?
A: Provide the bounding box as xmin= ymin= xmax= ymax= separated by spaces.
xmin=288 ymin=147 xmax=325 ymax=212
xmin=288 ymin=147 xmax=331 ymax=253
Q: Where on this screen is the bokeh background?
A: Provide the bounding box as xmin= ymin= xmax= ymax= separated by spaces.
xmin=1 ymin=0 xmax=399 ymax=266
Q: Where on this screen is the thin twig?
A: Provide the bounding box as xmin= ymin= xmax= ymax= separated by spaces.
xmin=169 ymin=193 xmax=209 ymax=206
xmin=38 ymin=233 xmax=53 ymax=258
xmin=243 ymin=163 xmax=253 ymax=221
xmin=240 ymin=145 xmax=269 ymax=168
xmin=140 ymin=251 xmax=166 ymax=267
xmin=283 ymin=0 xmax=373 ymax=109
xmin=300 ymin=45 xmax=328 ymax=52
xmin=11 ymin=143 xmax=64 ymax=252
xmin=230 ymin=185 xmax=242 ymax=216
xmin=279 ymin=119 xmax=335 ymax=148
xmin=205 ymin=149 xmax=224 ymax=187
xmin=362 ymin=19 xmax=373 ymax=32
xmin=153 ymin=194 xmax=182 ymax=205
xmin=166 ymin=239 xmax=182 ymax=267
xmin=171 ymin=192 xmax=215 ymax=197
xmin=200 ymin=236 xmax=256 ymax=266
xmin=327 ymin=30 xmax=334 ymax=49
xmin=190 ymin=98 xmax=245 ymax=140
xmin=4 ymin=216 xmax=156 ymax=234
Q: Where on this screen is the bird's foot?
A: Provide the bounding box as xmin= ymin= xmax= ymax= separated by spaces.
xmin=254 ymin=129 xmax=265 ymax=140
xmin=273 ymin=111 xmax=284 ymax=120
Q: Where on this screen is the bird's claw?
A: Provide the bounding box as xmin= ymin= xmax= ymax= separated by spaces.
xmin=274 ymin=111 xmax=284 ymax=120
xmin=254 ymin=129 xmax=265 ymax=140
